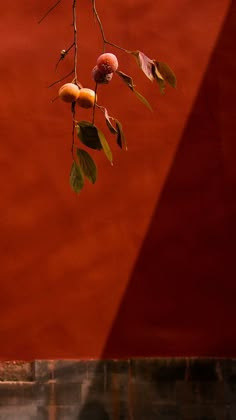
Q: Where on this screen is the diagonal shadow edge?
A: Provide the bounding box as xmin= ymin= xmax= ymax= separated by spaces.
xmin=101 ymin=0 xmax=236 ymax=359
xmin=73 ymin=3 xmax=236 ymax=419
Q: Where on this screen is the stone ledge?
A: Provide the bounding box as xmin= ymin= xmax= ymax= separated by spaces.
xmin=0 ymin=361 xmax=34 ymax=382
xmin=0 ymin=360 xmax=235 ymax=420
xmin=33 ymin=358 xmax=236 ymax=384
xmin=0 ymin=358 xmax=235 ymax=383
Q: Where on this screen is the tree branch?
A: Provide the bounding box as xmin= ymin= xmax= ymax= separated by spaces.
xmin=91 ymin=0 xmax=106 ymax=51
xmin=71 ymin=102 xmax=76 ymax=162
xmin=73 ymin=0 xmax=78 ymax=83
xmin=92 ymin=83 xmax=98 ymax=124
xmin=91 ymin=0 xmax=130 ymax=53
xmin=71 ymin=0 xmax=78 ymax=162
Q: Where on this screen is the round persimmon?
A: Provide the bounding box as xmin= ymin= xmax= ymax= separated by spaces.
xmin=58 ymin=83 xmax=80 ymax=103
xmin=92 ymin=66 xmax=113 ymax=84
xmin=97 ymin=53 xmax=118 ymax=75
xmin=77 ymin=88 xmax=97 ymax=109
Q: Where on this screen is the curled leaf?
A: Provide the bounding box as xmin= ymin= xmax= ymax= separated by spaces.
xmin=151 ymin=62 xmax=164 ymax=81
xmin=76 ymin=149 xmax=97 ymax=184
xmin=70 ymin=162 xmax=84 ymax=193
xmin=131 ymin=50 xmax=154 ymax=81
xmin=151 ymin=62 xmax=165 ymax=95
xmin=104 ymin=108 xmax=117 ymax=135
xmin=116 ymin=70 xmax=134 ymax=89
xmin=154 ymin=61 xmax=177 ymax=88
xmin=115 ymin=120 xmax=127 ymax=150
xmin=77 ymin=121 xmax=102 ymax=150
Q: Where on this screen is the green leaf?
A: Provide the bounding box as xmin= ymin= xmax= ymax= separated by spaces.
xmin=133 ymin=89 xmax=153 ymax=111
xmin=155 ymin=61 xmax=177 ymax=88
xmin=97 ymin=129 xmax=113 ymax=164
xmin=70 ymin=162 xmax=84 ymax=193
xmin=115 ymin=120 xmax=127 ymax=150
xmin=131 ymin=50 xmax=154 ymax=81
xmin=77 ymin=121 xmax=102 ymax=150
xmin=116 ymin=70 xmax=152 ymax=111
xmin=104 ymin=108 xmax=118 ymax=135
xmin=76 ymin=149 xmax=97 ymax=184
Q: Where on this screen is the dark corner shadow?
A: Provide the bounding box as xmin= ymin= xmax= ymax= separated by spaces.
xmin=101 ymin=0 xmax=236 ymax=359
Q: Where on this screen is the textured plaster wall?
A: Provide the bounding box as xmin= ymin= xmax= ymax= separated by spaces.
xmin=0 ymin=0 xmax=235 ymax=359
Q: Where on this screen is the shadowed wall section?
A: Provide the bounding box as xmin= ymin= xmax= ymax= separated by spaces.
xmin=103 ymin=1 xmax=236 ymax=358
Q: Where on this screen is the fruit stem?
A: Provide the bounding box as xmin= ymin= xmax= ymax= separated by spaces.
xmin=105 ymin=41 xmax=130 ymax=54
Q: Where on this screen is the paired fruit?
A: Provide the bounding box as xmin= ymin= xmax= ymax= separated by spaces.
xmin=92 ymin=53 xmax=118 ymax=84
xmin=77 ymin=88 xmax=97 ymax=109
xmin=58 ymin=83 xmax=80 ymax=103
xmin=59 ymin=84 xmax=96 ymax=109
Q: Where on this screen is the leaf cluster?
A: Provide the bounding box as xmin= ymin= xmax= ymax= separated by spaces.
xmin=70 ymin=119 xmax=126 ymax=193
xmin=131 ymin=50 xmax=177 ymax=95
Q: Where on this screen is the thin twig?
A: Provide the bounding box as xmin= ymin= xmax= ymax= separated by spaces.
xmin=47 ymin=70 xmax=74 ymax=88
xmin=38 ymin=0 xmax=62 ymax=24
xmin=51 ymin=95 xmax=60 ymax=103
xmin=73 ymin=0 xmax=78 ymax=83
xmin=71 ymin=0 xmax=78 ymax=161
xmin=92 ymin=83 xmax=98 ymax=124
xmin=55 ymin=43 xmax=75 ymax=71
xmin=71 ymin=102 xmax=76 ymax=162
xmin=92 ymin=0 xmax=106 ymax=51
xmin=92 ymin=0 xmax=131 ymax=53
xmin=105 ymin=41 xmax=130 ymax=53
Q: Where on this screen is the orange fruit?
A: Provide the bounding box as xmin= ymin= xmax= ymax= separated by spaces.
xmin=59 ymin=83 xmax=80 ymax=103
xmin=77 ymin=88 xmax=97 ymax=109
xmin=97 ymin=53 xmax=118 ymax=75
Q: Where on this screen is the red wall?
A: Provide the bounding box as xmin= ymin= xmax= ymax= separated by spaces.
xmin=0 ymin=0 xmax=235 ymax=360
